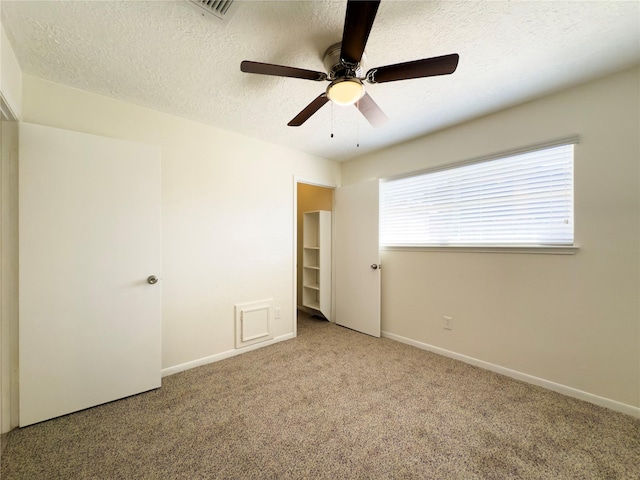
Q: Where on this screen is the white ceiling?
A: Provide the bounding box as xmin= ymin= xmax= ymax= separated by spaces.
xmin=2 ymin=0 xmax=639 ymax=161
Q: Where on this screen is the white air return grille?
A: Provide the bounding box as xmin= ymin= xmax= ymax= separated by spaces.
xmin=189 ymin=0 xmax=239 ymax=23
xmin=234 ymin=299 xmax=274 ymax=349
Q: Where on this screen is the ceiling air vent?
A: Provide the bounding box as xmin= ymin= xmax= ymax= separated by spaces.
xmin=189 ymin=0 xmax=239 ymax=24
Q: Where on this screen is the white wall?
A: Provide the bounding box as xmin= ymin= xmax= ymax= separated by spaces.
xmin=342 ymin=67 xmax=640 ymax=411
xmin=21 ymin=75 xmax=340 ymax=371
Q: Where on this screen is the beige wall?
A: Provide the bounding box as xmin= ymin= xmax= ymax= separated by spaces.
xmin=296 ymin=183 xmax=333 ymax=306
xmin=22 ymin=75 xmax=340 ymax=371
xmin=342 ymin=67 xmax=640 ymax=409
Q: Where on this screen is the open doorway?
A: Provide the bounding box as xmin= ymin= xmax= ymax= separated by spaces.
xmin=295 ymin=181 xmax=334 ymax=334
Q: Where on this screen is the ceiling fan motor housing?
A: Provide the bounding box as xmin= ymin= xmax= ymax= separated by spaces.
xmin=323 ymin=42 xmax=364 ymax=79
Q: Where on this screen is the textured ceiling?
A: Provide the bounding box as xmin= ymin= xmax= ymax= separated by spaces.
xmin=2 ymin=0 xmax=639 ymax=161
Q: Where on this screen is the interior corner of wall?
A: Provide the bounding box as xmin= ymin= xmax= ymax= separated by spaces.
xmin=0 ymin=24 xmax=23 ymax=120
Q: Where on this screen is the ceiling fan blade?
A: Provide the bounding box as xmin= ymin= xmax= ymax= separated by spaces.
xmin=340 ymin=0 xmax=381 ymax=66
xmin=366 ymin=54 xmax=460 ymax=84
xmin=241 ymin=61 xmax=327 ymax=81
xmin=355 ymin=93 xmax=388 ymax=128
xmin=288 ymin=94 xmax=330 ymax=126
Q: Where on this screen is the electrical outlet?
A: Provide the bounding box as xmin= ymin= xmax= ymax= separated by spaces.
xmin=274 ymin=307 xmax=281 ymax=319
xmin=443 ymin=316 xmax=453 ymax=330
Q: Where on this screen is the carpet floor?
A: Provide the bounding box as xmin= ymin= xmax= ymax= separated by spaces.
xmin=1 ymin=312 xmax=639 ymax=479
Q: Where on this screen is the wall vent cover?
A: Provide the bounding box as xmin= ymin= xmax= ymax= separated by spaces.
xmin=189 ymin=0 xmax=239 ymax=24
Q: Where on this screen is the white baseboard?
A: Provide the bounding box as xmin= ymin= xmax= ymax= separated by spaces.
xmin=382 ymin=331 xmax=640 ymax=419
xmin=161 ymin=332 xmax=295 ymax=378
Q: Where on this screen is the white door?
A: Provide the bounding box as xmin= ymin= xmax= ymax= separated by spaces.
xmin=335 ymin=180 xmax=380 ymax=337
xmin=19 ymin=123 xmax=162 ymax=426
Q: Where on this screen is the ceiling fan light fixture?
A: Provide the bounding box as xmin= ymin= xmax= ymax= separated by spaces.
xmin=326 ymin=79 xmax=365 ymax=106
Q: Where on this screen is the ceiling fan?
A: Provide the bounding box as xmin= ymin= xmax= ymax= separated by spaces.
xmin=240 ymin=0 xmax=459 ymax=128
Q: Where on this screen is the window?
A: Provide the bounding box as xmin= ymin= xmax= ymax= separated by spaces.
xmin=380 ymin=142 xmax=576 ymax=248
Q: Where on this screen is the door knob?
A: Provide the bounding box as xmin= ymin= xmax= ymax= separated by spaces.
xmin=370 ymin=264 xmax=380 ymax=270
xmin=147 ymin=275 xmax=159 ymax=285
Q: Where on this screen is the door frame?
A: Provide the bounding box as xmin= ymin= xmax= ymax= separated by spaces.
xmin=292 ymin=176 xmax=336 ymax=337
xmin=1 ymin=101 xmax=19 ymax=434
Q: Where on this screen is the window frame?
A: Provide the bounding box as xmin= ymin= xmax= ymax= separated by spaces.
xmin=379 ymin=136 xmax=580 ymax=255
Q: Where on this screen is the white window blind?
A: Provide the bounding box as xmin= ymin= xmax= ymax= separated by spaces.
xmin=380 ymin=143 xmax=575 ymax=247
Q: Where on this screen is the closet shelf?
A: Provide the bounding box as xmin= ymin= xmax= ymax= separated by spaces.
xmin=301 ymin=210 xmax=331 ymax=321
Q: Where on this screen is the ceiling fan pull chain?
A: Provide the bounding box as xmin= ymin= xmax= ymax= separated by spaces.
xmin=331 ymin=102 xmax=334 ymax=138
xmin=356 ymin=103 xmax=360 ymax=148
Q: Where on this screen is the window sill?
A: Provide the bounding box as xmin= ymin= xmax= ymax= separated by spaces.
xmin=380 ymin=245 xmax=579 ymax=255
